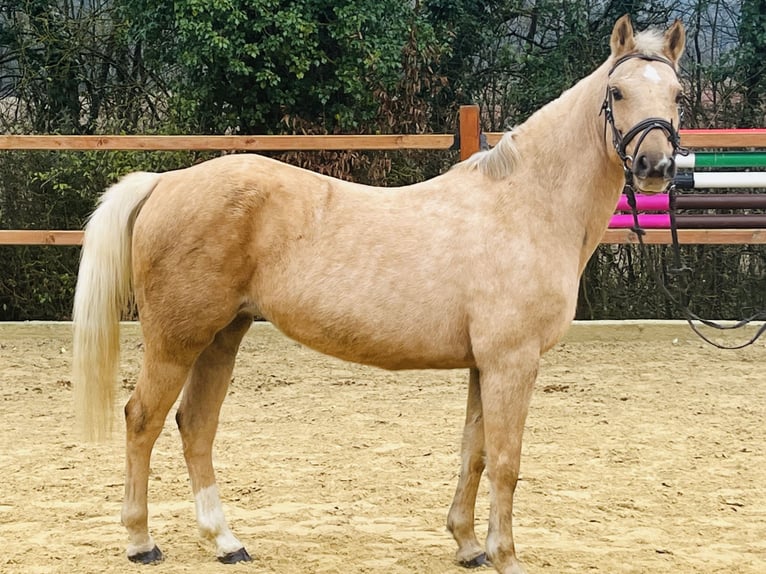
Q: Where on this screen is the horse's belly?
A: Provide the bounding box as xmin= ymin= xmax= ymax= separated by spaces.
xmin=264 ymin=305 xmax=474 ymax=371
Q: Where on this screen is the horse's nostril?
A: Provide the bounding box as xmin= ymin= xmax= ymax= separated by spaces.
xmin=635 ymin=154 xmax=650 ymax=176
xmin=634 ymin=154 xmax=675 ymax=180
xmin=664 ymin=156 xmax=676 ymax=179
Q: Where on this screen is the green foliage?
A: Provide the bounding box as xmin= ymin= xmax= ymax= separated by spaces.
xmin=118 ymin=0 xmax=443 ymax=133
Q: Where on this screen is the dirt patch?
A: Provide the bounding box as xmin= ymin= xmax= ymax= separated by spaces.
xmin=0 ymin=321 xmax=764 ymax=573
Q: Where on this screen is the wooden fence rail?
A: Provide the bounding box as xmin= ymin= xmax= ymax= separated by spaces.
xmin=0 ymin=134 xmax=455 ymax=152
xmin=2 ymin=105 xmax=766 ymax=245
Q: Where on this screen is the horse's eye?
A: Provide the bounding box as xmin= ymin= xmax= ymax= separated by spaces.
xmin=675 ymin=92 xmax=684 ymax=104
xmin=610 ymin=87 xmax=624 ymax=101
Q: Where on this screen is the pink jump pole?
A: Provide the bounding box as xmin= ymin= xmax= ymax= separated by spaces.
xmin=609 ymin=214 xmax=672 ymax=228
xmin=615 ymin=194 xmax=670 ymax=212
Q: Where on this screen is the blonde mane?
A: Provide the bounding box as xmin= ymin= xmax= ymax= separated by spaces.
xmin=455 ymin=131 xmax=520 ymax=180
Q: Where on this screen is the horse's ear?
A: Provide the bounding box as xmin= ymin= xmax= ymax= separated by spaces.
xmin=663 ymin=19 xmax=686 ymax=65
xmin=610 ymin=15 xmax=636 ymax=57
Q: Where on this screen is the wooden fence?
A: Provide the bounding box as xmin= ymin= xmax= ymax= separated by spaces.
xmin=2 ymin=105 xmax=766 ymax=246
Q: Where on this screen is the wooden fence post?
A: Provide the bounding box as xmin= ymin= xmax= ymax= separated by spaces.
xmin=459 ymin=105 xmax=481 ymax=160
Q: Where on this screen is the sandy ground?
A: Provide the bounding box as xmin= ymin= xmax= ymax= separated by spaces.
xmin=0 ymin=321 xmax=764 ymax=574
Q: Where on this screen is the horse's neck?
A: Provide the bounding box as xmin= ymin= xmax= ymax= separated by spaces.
xmin=512 ymin=65 xmax=625 ymax=266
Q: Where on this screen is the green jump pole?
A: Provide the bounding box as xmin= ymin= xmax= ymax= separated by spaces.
xmin=677 ymin=151 xmax=766 ymax=169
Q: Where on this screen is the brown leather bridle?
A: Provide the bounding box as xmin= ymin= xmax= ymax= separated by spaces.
xmin=600 ymin=53 xmax=688 ymax=186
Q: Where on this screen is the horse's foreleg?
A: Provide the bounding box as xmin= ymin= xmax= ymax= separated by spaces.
xmin=447 ymin=368 xmax=490 ymax=568
xmin=122 ymin=352 xmax=192 ymax=563
xmin=175 ymin=314 xmax=252 ymax=563
xmin=479 ymin=348 xmax=538 ymax=574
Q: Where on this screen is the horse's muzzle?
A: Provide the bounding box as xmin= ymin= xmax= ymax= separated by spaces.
xmin=633 ymin=152 xmax=676 ymax=193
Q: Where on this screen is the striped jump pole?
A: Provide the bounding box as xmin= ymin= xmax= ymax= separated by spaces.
xmin=674 ymin=171 xmax=766 ymax=189
xmin=676 ymin=151 xmax=766 ymax=169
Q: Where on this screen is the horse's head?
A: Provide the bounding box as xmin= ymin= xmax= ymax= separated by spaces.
xmin=603 ymin=15 xmax=686 ymax=193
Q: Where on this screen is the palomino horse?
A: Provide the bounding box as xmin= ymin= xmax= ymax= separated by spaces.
xmin=73 ymin=16 xmax=685 ymax=574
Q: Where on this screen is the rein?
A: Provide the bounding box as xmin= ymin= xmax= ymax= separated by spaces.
xmin=606 ymin=55 xmax=766 ymax=349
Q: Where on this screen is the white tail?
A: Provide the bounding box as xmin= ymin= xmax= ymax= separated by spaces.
xmin=72 ymin=172 xmax=160 ymax=440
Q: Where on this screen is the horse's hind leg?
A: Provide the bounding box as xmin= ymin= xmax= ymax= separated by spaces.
xmin=122 ymin=343 xmax=197 ymax=563
xmin=175 ymin=313 xmax=253 ymax=563
xmin=447 ymin=368 xmax=490 ymax=568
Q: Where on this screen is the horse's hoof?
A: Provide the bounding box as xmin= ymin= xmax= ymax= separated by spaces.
xmin=218 ymin=547 xmax=252 ymax=564
xmin=459 ymin=552 xmax=491 ymax=568
xmin=128 ymin=545 xmax=164 ymax=564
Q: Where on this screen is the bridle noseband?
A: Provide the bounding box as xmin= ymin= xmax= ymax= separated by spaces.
xmin=600 ymin=53 xmax=688 ymax=186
